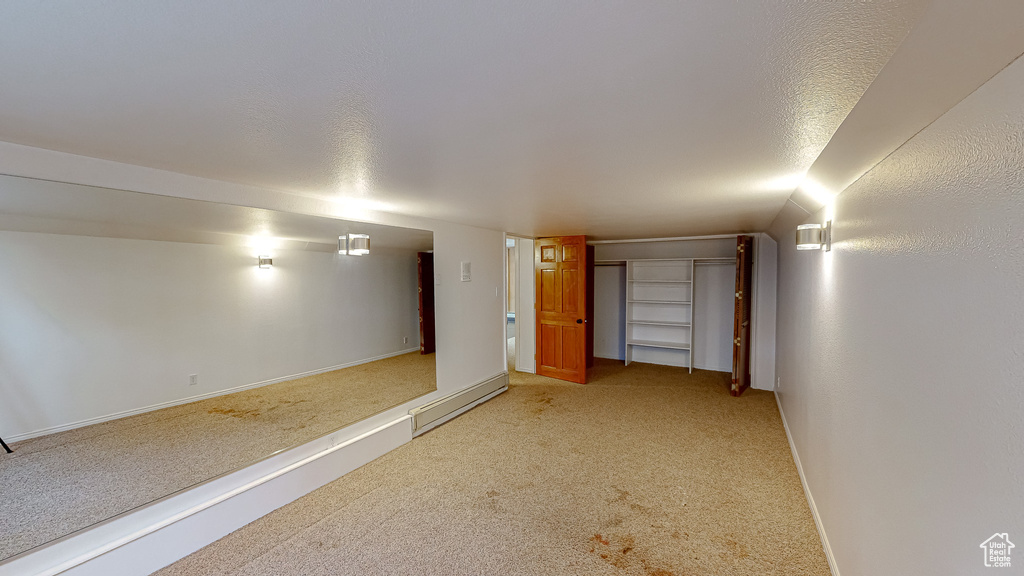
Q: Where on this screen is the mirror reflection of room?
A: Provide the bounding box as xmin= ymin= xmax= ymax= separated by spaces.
xmin=0 ymin=175 xmax=436 ymax=560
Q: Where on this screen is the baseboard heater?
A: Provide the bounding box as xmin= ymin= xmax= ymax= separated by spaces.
xmin=410 ymin=373 xmax=508 ymax=435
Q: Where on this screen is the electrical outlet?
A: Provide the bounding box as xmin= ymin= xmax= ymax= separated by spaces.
xmin=403 ymin=336 xmax=409 ymax=344
xmin=189 ymin=374 xmax=198 ymax=386
xmin=776 ymin=376 xmax=781 ymax=390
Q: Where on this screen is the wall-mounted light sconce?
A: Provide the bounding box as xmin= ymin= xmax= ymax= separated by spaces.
xmin=796 ymin=221 xmax=831 ymax=251
xmin=338 ymin=233 xmax=370 ymax=256
xmin=258 ymin=256 xmax=273 ymax=268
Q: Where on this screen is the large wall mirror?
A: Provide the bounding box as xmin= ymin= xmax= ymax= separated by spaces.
xmin=0 ymin=175 xmax=436 ymax=560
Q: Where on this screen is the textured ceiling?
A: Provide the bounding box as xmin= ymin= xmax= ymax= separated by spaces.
xmin=786 ymin=0 xmax=1024 ymax=217
xmin=0 ymin=2 xmax=930 ymax=239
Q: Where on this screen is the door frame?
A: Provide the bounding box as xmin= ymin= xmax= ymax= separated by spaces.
xmin=505 ymin=234 xmax=536 ymax=374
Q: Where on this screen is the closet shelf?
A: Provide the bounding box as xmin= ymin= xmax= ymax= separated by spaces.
xmin=625 ymin=258 xmax=695 ymax=372
xmin=627 ymin=339 xmax=691 ymax=351
xmin=627 ymin=320 xmax=691 ymax=327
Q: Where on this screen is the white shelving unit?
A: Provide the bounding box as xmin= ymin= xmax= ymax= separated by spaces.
xmin=625 ymin=259 xmax=695 ymax=372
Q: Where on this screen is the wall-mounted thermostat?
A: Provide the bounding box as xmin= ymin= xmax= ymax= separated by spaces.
xmin=461 ymin=261 xmax=471 ymax=282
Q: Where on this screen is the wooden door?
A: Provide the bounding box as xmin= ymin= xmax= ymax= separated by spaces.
xmin=731 ymin=235 xmax=754 ymax=396
xmin=535 ymin=236 xmax=588 ymax=384
xmin=417 ymin=252 xmax=436 ymax=355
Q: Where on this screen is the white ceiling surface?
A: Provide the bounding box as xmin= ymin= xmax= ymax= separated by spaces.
xmin=2 ymin=3 xmax=1021 ymax=242
xmin=0 ymin=175 xmax=433 ymax=253
xmin=0 ymin=1 xmax=937 ymax=240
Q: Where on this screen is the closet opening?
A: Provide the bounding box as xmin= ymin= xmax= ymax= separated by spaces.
xmin=589 ymin=235 xmax=773 ymax=395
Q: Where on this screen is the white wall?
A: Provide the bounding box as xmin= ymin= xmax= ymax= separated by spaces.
xmin=0 ymin=143 xmax=507 ymax=440
xmin=769 ymin=54 xmax=1024 ymax=575
xmin=592 ymin=237 xmax=737 ymax=261
xmin=692 ymin=262 xmax=733 ymax=372
xmin=751 ymin=233 xmax=777 ymax=391
xmin=431 ymin=225 xmax=505 ymax=392
xmin=514 ymin=238 xmax=536 ymax=374
xmin=0 ymin=233 xmax=420 ymax=439
xmin=593 ymin=265 xmax=626 ymax=360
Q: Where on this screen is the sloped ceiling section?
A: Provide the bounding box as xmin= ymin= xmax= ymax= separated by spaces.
xmin=0 ymin=175 xmax=434 ymax=252
xmin=778 ymin=0 xmax=1024 ymax=226
xmin=0 ymin=2 xmax=928 ymax=239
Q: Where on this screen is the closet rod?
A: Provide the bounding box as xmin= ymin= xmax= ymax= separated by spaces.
xmin=587 ymin=233 xmax=744 ymax=245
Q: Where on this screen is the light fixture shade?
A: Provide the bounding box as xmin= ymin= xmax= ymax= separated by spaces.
xmin=258 ymin=256 xmax=273 ymax=268
xmin=795 ymin=224 xmax=823 ymax=250
xmin=347 ymin=233 xmax=370 ymax=256
xmin=795 ymin=221 xmax=831 ymax=251
xmin=339 ymin=233 xmax=370 ymax=255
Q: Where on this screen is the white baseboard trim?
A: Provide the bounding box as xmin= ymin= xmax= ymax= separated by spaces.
xmin=0 ymin=414 xmax=413 ymax=576
xmin=7 ymin=348 xmax=420 ymax=442
xmin=410 ymin=372 xmax=508 ymax=436
xmin=775 ymin=391 xmax=840 ymax=576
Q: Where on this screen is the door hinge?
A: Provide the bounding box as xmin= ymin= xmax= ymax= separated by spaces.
xmin=735 ymin=291 xmax=742 ymax=299
xmin=734 ymin=337 xmax=741 ymax=345
xmin=737 ymin=245 xmax=744 ymax=252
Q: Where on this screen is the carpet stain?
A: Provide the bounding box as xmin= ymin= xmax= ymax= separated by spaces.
xmin=723 ymin=536 xmax=750 ymax=559
xmin=609 ymin=486 xmax=651 ymax=514
xmin=485 ymin=490 xmax=500 ymax=498
xmin=590 ymin=533 xmax=675 ymax=574
xmin=529 ymin=391 xmax=554 ymax=415
xmin=207 ymin=407 xmax=262 ymax=419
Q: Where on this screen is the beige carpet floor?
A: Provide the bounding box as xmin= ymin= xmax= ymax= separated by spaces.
xmin=0 ymin=352 xmax=436 ymax=560
xmin=157 ymin=356 xmax=829 ymax=576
